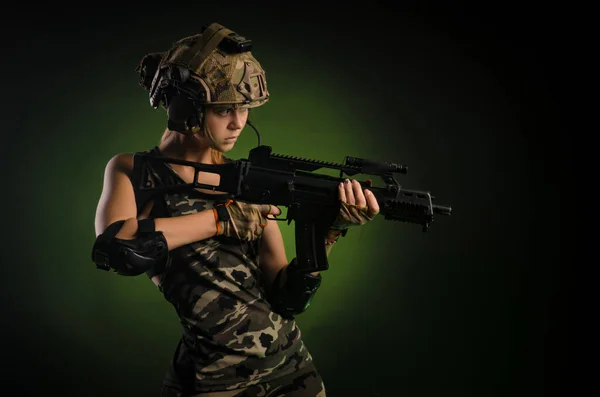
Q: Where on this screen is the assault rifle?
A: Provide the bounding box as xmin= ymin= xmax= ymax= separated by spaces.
xmin=135 ymin=143 xmax=452 ymax=274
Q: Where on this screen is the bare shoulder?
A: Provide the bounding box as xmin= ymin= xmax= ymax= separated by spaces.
xmin=104 ymin=152 xmax=135 ymax=178
xmin=95 ymin=152 xmax=138 ymax=236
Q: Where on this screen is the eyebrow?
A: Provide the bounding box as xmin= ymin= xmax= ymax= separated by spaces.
xmin=212 ymin=106 xmax=248 ymax=112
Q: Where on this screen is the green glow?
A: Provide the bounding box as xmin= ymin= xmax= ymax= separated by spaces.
xmin=21 ymin=55 xmax=414 ymax=365
xmin=4 ymin=9 xmax=562 ymax=396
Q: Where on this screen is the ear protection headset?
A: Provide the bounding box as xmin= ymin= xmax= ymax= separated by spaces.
xmin=141 ymin=23 xmax=255 ymax=135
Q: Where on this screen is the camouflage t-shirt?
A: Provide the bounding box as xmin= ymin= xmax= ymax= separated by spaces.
xmin=137 ymin=148 xmax=313 ymax=393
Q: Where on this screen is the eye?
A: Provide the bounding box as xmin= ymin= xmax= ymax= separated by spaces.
xmin=212 ymin=107 xmax=230 ymax=116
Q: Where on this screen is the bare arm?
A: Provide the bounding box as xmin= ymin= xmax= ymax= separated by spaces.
xmin=257 ymin=218 xmax=289 ymax=289
xmin=94 ymin=153 xmax=217 ymax=250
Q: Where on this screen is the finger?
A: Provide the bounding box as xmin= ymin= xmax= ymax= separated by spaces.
xmin=258 ymin=218 xmax=268 ymax=228
xmin=352 ymin=179 xmax=367 ymax=209
xmin=257 ymin=209 xmax=269 ymax=229
xmin=338 ymin=181 xmax=347 ymax=203
xmin=344 ymin=179 xmax=355 ymax=205
xmin=271 ymin=205 xmax=282 ymax=216
xmin=365 ymin=189 xmax=380 ymax=215
xmin=258 ymin=204 xmax=277 ymax=216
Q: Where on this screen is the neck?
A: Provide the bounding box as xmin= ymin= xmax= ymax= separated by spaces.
xmin=158 ymin=129 xmax=216 ymax=164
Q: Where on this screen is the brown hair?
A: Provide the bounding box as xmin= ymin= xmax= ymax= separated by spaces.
xmin=159 ymin=123 xmax=224 ymax=165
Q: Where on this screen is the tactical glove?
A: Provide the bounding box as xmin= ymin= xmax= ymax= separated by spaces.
xmin=326 ymin=180 xmax=380 ymax=244
xmin=330 ymin=201 xmax=379 ymax=230
xmin=213 ymin=199 xmax=275 ymax=241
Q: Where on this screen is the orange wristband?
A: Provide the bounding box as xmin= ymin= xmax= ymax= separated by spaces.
xmin=213 ymin=208 xmax=221 ymax=236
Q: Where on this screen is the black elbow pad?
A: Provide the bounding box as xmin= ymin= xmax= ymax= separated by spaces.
xmin=92 ymin=219 xmax=169 ymax=276
xmin=268 ymin=258 xmax=322 ymax=319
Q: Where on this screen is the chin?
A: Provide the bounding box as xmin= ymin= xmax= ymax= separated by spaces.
xmin=216 ymin=144 xmax=234 ymax=153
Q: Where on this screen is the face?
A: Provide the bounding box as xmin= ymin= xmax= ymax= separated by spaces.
xmin=202 ymin=105 xmax=249 ymax=152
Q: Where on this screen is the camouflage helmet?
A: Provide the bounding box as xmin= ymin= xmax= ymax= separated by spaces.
xmin=136 ymin=23 xmax=269 ymax=130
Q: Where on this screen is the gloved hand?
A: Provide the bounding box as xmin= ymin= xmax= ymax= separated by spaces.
xmin=326 ymin=179 xmax=380 ymax=244
xmin=213 ymin=199 xmax=280 ymax=241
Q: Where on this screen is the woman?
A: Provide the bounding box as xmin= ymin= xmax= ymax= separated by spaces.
xmin=92 ymin=23 xmax=379 ymax=397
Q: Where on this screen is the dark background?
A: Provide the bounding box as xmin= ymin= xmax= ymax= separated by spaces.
xmin=1 ymin=3 xmax=574 ymax=397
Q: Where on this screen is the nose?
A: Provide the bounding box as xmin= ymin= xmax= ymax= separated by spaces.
xmin=228 ymin=109 xmax=246 ymax=130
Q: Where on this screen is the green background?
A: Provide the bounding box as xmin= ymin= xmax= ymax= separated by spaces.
xmin=1 ymin=4 xmax=572 ymax=397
